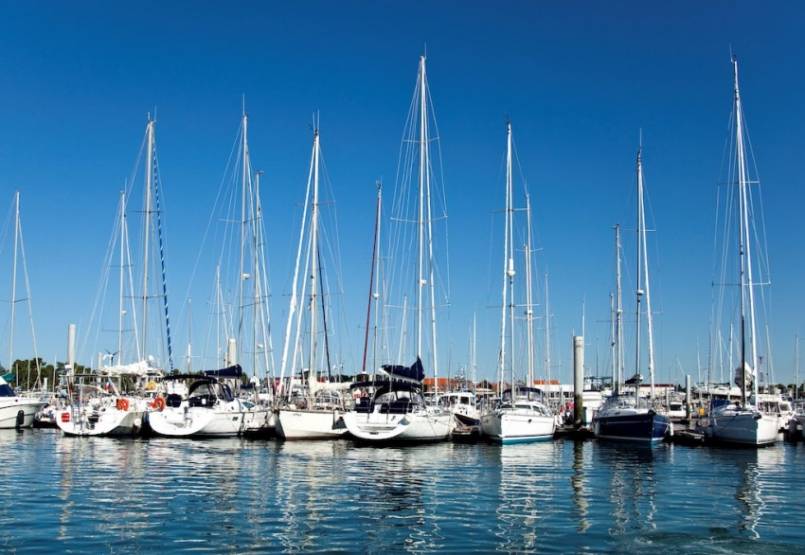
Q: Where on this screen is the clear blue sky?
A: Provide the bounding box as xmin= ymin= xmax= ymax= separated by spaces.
xmin=1 ymin=1 xmax=803 ymax=384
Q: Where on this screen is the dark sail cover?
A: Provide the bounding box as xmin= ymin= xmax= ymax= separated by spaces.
xmin=203 ymin=364 xmax=243 ymax=379
xmin=382 ymin=357 xmax=424 ymax=382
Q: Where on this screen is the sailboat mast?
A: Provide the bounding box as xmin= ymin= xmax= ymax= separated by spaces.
xmin=361 ymin=183 xmax=382 ymax=375
xmin=498 ymin=122 xmax=513 ymax=396
xmin=141 ymin=117 xmax=154 ymax=361
xmin=372 ymin=185 xmax=382 ymax=375
xmin=8 ymin=191 xmax=19 ymax=372
xmin=506 ymin=124 xmax=516 ymax=394
xmin=637 ymin=143 xmax=656 ymax=400
xmin=524 ymin=193 xmax=535 ymax=388
xmin=238 ymin=112 xmax=249 ymax=351
xmin=634 ymin=144 xmax=644 ymax=393
xmin=252 ymin=170 xmax=262 ymax=380
xmin=544 ymin=272 xmax=552 ymax=395
xmin=615 ymin=224 xmax=623 ymax=391
xmin=117 ymin=190 xmax=126 ymax=363
xmin=308 ymin=129 xmax=321 ymax=387
xmin=416 ymin=56 xmax=426 ymax=365
xmin=733 ymin=57 xmax=758 ymax=404
xmin=278 ymin=131 xmax=315 ymax=391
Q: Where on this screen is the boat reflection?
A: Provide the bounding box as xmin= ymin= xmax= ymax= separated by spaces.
xmin=495 ymin=441 xmax=559 ymax=551
xmin=593 ymin=441 xmax=662 ymax=538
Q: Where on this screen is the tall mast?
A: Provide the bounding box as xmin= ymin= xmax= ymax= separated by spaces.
xmin=609 ymin=291 xmax=616 ymax=390
xmin=8 ymin=191 xmax=19 ymax=372
xmin=141 ymin=117 xmax=154 ymax=360
xmin=637 ymin=141 xmax=656 ymax=400
xmin=308 ymin=128 xmax=321 ymax=388
xmin=544 ymin=272 xmax=552 ymax=394
xmin=507 ymin=123 xmax=516 ymax=394
xmin=372 ymin=184 xmax=382 ymax=376
xmin=498 ymin=122 xmax=514 ymax=396
xmin=117 ymin=190 xmax=126 ymax=363
xmin=416 ymin=56 xmax=427 ymax=365
xmin=278 ymin=131 xmax=315 ymax=390
xmin=361 ymin=183 xmax=382 ymax=375
xmin=524 ymin=193 xmax=536 ymax=387
xmin=238 ymin=111 xmax=249 ymax=351
xmin=252 ymin=170 xmax=262 ymax=380
xmin=733 ymin=57 xmax=758 ymax=404
xmin=615 ymin=224 xmax=624 ymax=391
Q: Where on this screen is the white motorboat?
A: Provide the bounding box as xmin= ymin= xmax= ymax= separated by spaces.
xmin=148 ymin=369 xmax=266 ymax=437
xmin=481 ymin=387 xmax=555 ymax=444
xmin=757 ymin=393 xmax=794 ymax=432
xmin=440 ymin=391 xmax=480 ymax=427
xmin=0 ymin=376 xmax=46 ymax=429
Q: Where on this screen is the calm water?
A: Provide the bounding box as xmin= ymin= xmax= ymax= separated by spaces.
xmin=1 ymin=430 xmax=803 ymax=553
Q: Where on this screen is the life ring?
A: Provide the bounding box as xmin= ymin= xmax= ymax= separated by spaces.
xmin=116 ymin=398 xmax=129 ymax=411
xmin=150 ymin=396 xmax=166 ymax=411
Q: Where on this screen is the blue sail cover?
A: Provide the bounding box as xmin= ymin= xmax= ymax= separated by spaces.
xmin=203 ymin=364 xmax=243 ymax=379
xmin=381 ymin=358 xmax=425 ymax=382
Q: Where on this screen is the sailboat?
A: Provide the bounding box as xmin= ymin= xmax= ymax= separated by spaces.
xmin=592 ymin=140 xmax=670 ymax=443
xmin=479 ymin=122 xmax=555 ymax=444
xmin=275 ymin=126 xmax=347 ymax=440
xmin=705 ymin=57 xmax=778 ymax=447
xmin=150 ymin=111 xmax=273 ymax=437
xmin=0 ymin=193 xmax=46 ymax=428
xmin=58 ymin=117 xmax=165 ymax=437
xmin=342 ymin=55 xmax=452 ymax=443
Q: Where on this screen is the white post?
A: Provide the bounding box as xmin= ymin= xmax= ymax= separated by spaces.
xmin=573 ymin=336 xmax=584 ymax=426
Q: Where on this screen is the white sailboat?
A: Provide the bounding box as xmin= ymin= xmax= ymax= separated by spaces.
xmin=343 ymin=55 xmax=452 ymax=443
xmin=150 ymin=111 xmax=273 ymax=437
xmin=706 ymin=57 xmax=778 ymax=447
xmin=275 ymin=125 xmax=347 ymax=440
xmin=480 ymin=122 xmax=555 ymax=444
xmin=59 ymin=117 xmax=166 ymax=437
xmin=0 ymin=192 xmax=46 ymax=428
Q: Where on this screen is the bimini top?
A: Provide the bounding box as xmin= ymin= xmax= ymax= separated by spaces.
xmin=0 ymin=375 xmax=15 ymax=397
xmin=203 ymin=364 xmax=243 ymax=379
xmin=350 ymin=379 xmax=421 ymax=395
xmin=378 ymin=358 xmax=424 ymax=383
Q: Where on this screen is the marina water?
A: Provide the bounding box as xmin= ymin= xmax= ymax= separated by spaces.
xmin=2 ymin=430 xmax=803 ymax=553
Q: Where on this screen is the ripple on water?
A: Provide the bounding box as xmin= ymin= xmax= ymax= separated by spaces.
xmin=0 ymin=430 xmax=804 ymax=553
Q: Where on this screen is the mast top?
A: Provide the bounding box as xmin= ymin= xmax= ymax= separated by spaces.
xmin=732 ymin=55 xmax=741 ymax=101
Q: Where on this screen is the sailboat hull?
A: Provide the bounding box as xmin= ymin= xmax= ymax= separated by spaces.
xmin=276 ymin=409 xmax=347 ymax=440
xmin=57 ymin=406 xmax=143 ymax=437
xmin=343 ymin=409 xmax=451 ymax=443
xmin=480 ymin=410 xmax=555 ymax=444
xmin=707 ymin=410 xmax=778 ymax=446
xmin=148 ymin=404 xmax=266 ymax=437
xmin=593 ymin=410 xmax=669 ymax=442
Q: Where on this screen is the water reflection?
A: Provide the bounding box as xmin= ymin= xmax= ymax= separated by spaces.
xmin=495 ymin=441 xmax=559 ymax=551
xmin=594 ymin=442 xmax=661 ymax=539
xmin=1 ymin=431 xmax=804 ymax=553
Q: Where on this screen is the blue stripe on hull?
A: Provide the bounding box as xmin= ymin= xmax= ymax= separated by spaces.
xmin=496 ymin=435 xmax=554 ymax=445
xmin=595 ymin=412 xmax=669 ymax=442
